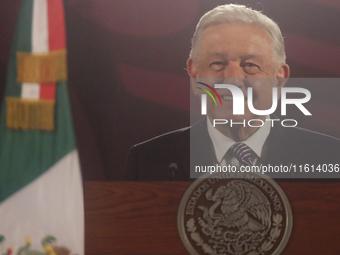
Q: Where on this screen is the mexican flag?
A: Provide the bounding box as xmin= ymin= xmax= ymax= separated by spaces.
xmin=0 ymin=0 xmax=84 ymax=254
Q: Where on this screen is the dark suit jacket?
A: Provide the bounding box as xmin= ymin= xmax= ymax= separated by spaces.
xmin=123 ymin=118 xmax=340 ymax=181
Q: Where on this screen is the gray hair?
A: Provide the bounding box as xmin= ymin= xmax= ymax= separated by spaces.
xmin=190 ymin=4 xmax=286 ymax=67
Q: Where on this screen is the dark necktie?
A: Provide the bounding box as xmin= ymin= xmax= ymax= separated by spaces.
xmin=229 ymin=142 xmax=255 ymax=167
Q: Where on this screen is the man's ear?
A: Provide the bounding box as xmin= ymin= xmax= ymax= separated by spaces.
xmin=187 ymin=58 xmax=200 ymax=96
xmin=187 ymin=58 xmax=198 ymax=78
xmin=276 ymin=63 xmax=290 ymax=88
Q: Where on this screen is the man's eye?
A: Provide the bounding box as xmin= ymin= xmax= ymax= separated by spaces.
xmin=244 ymin=62 xmax=259 ymax=68
xmin=243 ymin=62 xmax=260 ymax=74
xmin=210 ymin=62 xmax=225 ymax=71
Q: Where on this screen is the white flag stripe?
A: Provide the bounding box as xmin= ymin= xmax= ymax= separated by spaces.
xmin=32 ymin=0 xmax=48 ymax=53
xmin=0 ymin=150 xmax=84 ymax=254
xmin=21 ymin=83 xmax=40 ymax=99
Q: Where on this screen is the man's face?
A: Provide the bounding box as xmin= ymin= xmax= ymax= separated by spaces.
xmin=188 ymin=24 xmax=289 ymax=122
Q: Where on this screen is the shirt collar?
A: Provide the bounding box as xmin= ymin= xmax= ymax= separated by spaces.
xmin=207 ymin=116 xmax=271 ymax=162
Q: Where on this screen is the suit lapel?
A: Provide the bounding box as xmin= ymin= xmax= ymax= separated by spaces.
xmin=263 ymin=122 xmax=295 ymax=166
xmin=190 ymin=118 xmax=218 ymax=168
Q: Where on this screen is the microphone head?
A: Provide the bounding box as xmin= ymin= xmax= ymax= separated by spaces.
xmin=168 ymin=162 xmax=178 ymax=170
xmin=168 ymin=162 xmax=178 ymax=181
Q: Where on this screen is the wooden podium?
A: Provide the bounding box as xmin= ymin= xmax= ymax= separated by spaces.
xmin=84 ymin=182 xmax=340 ymax=254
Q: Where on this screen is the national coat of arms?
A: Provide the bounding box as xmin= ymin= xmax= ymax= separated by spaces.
xmin=178 ymin=172 xmax=292 ymax=255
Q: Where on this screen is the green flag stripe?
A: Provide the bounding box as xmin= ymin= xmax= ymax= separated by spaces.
xmin=16 ymin=0 xmax=33 ymax=52
xmin=5 ymin=0 xmax=33 ymax=98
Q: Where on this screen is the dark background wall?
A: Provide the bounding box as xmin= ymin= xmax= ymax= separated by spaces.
xmin=1 ymin=0 xmax=340 ymax=181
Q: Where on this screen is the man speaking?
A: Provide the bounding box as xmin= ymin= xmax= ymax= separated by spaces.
xmin=123 ymin=4 xmax=340 ymax=181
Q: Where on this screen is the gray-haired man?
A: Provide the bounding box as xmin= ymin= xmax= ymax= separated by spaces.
xmin=124 ymin=4 xmax=340 ymax=181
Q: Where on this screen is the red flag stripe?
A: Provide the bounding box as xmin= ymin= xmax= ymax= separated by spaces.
xmin=40 ymin=83 xmax=56 ymax=100
xmin=47 ymin=0 xmax=66 ymax=50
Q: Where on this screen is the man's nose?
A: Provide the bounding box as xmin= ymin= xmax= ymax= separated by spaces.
xmin=223 ymin=62 xmax=245 ymax=79
xmin=223 ymin=63 xmax=245 ymax=87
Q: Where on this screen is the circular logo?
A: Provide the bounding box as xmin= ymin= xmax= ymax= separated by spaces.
xmin=178 ymin=172 xmax=292 ymax=255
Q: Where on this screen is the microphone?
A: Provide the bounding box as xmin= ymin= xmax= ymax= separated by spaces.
xmin=168 ymin=162 xmax=178 ymax=181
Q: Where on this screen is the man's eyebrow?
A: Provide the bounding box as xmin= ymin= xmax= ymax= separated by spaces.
xmin=207 ymin=53 xmax=264 ymax=60
xmin=207 ymin=53 xmax=227 ymax=58
xmin=241 ymin=54 xmax=263 ymax=60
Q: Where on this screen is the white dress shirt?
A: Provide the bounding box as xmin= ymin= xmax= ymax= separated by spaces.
xmin=207 ymin=117 xmax=271 ymax=166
